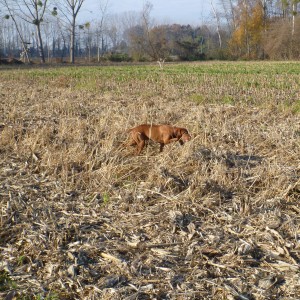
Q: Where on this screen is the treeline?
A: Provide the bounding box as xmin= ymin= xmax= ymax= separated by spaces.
xmin=0 ymin=0 xmax=299 ymax=63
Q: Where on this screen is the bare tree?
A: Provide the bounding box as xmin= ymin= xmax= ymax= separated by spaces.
xmin=96 ymin=0 xmax=110 ymax=61
xmin=141 ymin=1 xmax=156 ymax=57
xmin=220 ymin=0 xmax=238 ymax=33
xmin=121 ymin=11 xmax=140 ymax=55
xmin=134 ymin=1 xmax=170 ymax=63
xmin=0 ymin=0 xmax=31 ymax=62
xmin=291 ymin=0 xmax=300 ymax=35
xmin=3 ymin=0 xmax=48 ymax=62
xmin=21 ymin=0 xmax=48 ymax=62
xmin=55 ymin=0 xmax=86 ymax=63
xmin=210 ymin=0 xmax=222 ymax=48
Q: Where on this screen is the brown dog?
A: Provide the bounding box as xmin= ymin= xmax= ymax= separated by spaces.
xmin=126 ymin=124 xmax=191 ymax=155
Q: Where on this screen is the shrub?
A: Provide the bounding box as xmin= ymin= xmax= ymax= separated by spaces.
xmin=108 ymin=53 xmax=132 ymax=62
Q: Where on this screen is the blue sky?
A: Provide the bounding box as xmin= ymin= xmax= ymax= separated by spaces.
xmin=81 ymin=0 xmax=215 ymax=25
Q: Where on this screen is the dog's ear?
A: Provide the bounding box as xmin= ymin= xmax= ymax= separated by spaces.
xmin=174 ymin=128 xmax=182 ymax=138
xmin=180 ymin=129 xmax=191 ymax=142
xmin=180 ymin=128 xmax=188 ymax=136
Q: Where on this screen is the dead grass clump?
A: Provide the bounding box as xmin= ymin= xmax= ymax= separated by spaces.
xmin=0 ymin=62 xmax=300 ymax=299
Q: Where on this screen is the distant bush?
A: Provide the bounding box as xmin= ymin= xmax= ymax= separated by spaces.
xmin=91 ymin=57 xmax=108 ymax=63
xmin=137 ymin=56 xmax=150 ymax=62
xmin=108 ymin=53 xmax=132 ymax=62
xmin=179 ymin=53 xmax=206 ymax=61
xmin=0 ymin=58 xmax=24 ymax=65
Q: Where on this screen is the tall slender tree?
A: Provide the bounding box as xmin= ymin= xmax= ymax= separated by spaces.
xmin=22 ymin=0 xmax=48 ymax=63
xmin=55 ymin=0 xmax=85 ymax=63
xmin=96 ymin=0 xmax=110 ymax=61
xmin=291 ymin=0 xmax=300 ymax=35
xmin=0 ymin=0 xmax=33 ymax=62
xmin=211 ymin=0 xmax=222 ymax=48
xmin=228 ymin=0 xmax=265 ymax=58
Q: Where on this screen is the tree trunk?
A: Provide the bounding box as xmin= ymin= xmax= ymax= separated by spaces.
xmin=292 ymin=2 xmax=297 ymax=36
xmin=70 ymin=20 xmax=76 ymax=63
xmin=211 ymin=0 xmax=222 ymax=48
xmin=36 ymin=24 xmax=45 ymax=63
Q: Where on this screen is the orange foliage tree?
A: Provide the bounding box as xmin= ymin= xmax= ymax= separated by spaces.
xmin=228 ymin=0 xmax=265 ymax=59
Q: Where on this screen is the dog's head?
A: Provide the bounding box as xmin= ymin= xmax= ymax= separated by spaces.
xmin=177 ymin=128 xmax=191 ymax=143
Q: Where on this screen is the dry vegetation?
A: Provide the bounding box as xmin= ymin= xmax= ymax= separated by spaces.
xmin=0 ymin=61 xmax=299 ymax=300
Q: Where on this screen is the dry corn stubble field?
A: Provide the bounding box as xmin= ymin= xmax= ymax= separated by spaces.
xmin=0 ymin=61 xmax=299 ymax=300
